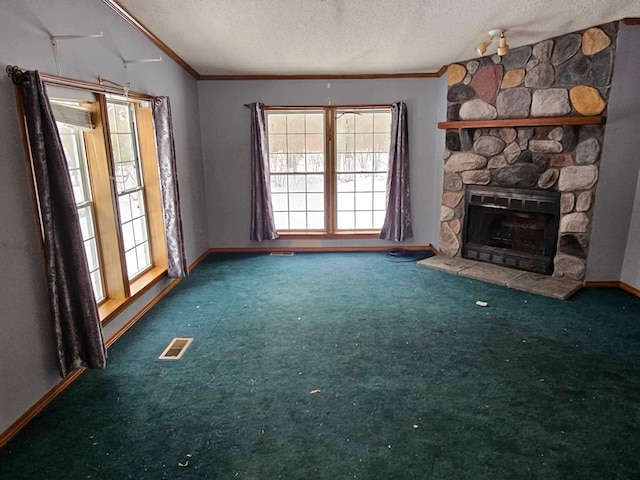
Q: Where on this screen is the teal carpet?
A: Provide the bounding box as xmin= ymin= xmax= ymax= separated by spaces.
xmin=1 ymin=252 xmax=640 ymax=479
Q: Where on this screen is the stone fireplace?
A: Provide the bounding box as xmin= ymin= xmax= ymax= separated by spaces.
xmin=439 ymin=22 xmax=617 ymax=282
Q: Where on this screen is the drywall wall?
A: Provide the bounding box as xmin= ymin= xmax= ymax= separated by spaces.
xmin=0 ymin=0 xmax=208 ymax=435
xmin=198 ymin=78 xmax=447 ymax=249
xmin=621 ymin=172 xmax=640 ymax=290
xmin=587 ymin=23 xmax=640 ymax=282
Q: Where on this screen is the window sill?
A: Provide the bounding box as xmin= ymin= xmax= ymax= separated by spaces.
xmin=276 ymin=230 xmax=381 ymax=240
xmin=98 ymin=265 xmax=168 ymax=326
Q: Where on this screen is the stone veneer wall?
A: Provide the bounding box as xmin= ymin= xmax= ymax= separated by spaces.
xmin=440 ymin=23 xmax=618 ymax=281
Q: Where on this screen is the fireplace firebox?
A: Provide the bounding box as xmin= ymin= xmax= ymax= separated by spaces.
xmin=462 ymin=186 xmax=560 ymax=275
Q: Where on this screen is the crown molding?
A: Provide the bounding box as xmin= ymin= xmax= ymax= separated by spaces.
xmin=198 ymin=66 xmax=447 ymax=81
xmin=102 ymin=0 xmax=200 ymax=79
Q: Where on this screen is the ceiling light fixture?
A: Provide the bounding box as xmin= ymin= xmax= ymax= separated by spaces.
xmin=475 ymin=29 xmax=509 ymax=56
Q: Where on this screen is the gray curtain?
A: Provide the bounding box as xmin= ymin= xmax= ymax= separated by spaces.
xmin=249 ymin=102 xmax=278 ymax=241
xmin=8 ymin=67 xmax=106 ymax=377
xmin=380 ymin=102 xmax=413 ymax=241
xmin=152 ymin=97 xmax=189 ymax=278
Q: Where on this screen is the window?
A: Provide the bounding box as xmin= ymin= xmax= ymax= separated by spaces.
xmin=48 ymin=87 xmax=167 ymax=323
xmin=107 ymin=101 xmax=152 ymax=279
xmin=57 ymin=121 xmax=105 ymax=302
xmin=266 ymin=106 xmax=391 ymax=234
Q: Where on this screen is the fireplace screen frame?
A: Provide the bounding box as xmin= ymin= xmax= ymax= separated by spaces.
xmin=462 ymin=185 xmax=560 ymax=275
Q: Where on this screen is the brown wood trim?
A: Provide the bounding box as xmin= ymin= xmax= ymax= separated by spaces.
xmin=265 ymin=104 xmax=393 ymax=110
xmin=188 ymin=249 xmax=212 ymax=270
xmin=620 ymin=281 xmax=640 ymax=298
xmin=100 ymin=267 xmax=167 ymax=326
xmin=41 ymin=73 xmax=152 ymax=100
xmin=583 ymin=281 xmax=621 ymax=288
xmin=0 ymin=369 xmax=85 ymax=449
xmin=438 ymin=116 xmax=604 ymax=129
xmin=276 ymin=232 xmax=381 ymax=240
xmin=584 ymin=281 xmax=640 ymax=298
xmin=101 ymin=0 xmax=199 ymax=79
xmin=622 ymin=17 xmax=640 ymax=25
xmin=208 ymin=245 xmax=434 ymax=253
xmin=199 ymin=66 xmax=447 ymax=81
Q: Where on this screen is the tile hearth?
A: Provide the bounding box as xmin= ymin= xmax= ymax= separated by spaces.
xmin=417 ymin=255 xmax=582 ymax=300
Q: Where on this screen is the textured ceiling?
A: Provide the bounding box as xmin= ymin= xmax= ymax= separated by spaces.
xmin=114 ymin=0 xmax=640 ymax=76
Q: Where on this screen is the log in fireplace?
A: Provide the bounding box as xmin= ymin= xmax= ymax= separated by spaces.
xmin=462 ymin=186 xmax=560 ymax=275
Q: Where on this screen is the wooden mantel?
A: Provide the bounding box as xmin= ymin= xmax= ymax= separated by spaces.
xmin=437 ymin=116 xmax=604 ymax=129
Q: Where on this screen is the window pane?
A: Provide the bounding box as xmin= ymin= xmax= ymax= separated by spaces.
xmin=355 ymin=153 xmax=373 ymax=172
xmin=337 ymin=211 xmax=355 ymax=229
xmin=337 ymin=192 xmax=355 ymax=211
xmin=355 ymin=113 xmax=374 ymax=133
xmin=269 ymin=154 xmax=288 ymax=175
xmin=373 ymin=211 xmax=387 ymax=229
xmin=374 ymin=173 xmax=388 ymax=192
xmin=289 ymin=193 xmax=306 ymax=211
xmin=287 ymin=154 xmax=302 ymax=173
xmin=307 ymin=193 xmax=323 ymax=211
xmin=84 ymin=239 xmax=99 ymax=272
xmin=69 ymin=169 xmax=85 ymax=203
xmin=337 ymin=153 xmax=355 ymax=173
xmin=306 ymin=174 xmax=324 ymax=192
xmin=125 ymin=249 xmax=138 ymax=278
xmin=77 ymin=206 xmax=95 ymax=239
xmin=90 ymin=270 xmax=104 ymax=302
xmin=268 ymin=114 xmax=287 ymax=134
xmin=336 ymin=113 xmax=355 ymax=134
xmin=356 ymin=174 xmax=373 ymax=192
xmin=374 ymin=153 xmax=389 ymax=172
xmin=306 ymin=154 xmax=324 ymax=173
xmin=355 ymin=133 xmax=374 ymax=153
xmin=306 ymin=134 xmax=324 ymax=153
xmin=337 ymin=174 xmax=355 ymax=192
xmin=374 ymin=112 xmax=392 ymax=132
xmin=374 ymin=133 xmax=391 ymax=153
xmin=289 ymin=212 xmax=306 ymax=229
xmin=133 ymin=217 xmax=148 ymax=243
xmin=269 ymin=134 xmax=287 ymax=153
xmin=307 ymin=212 xmax=324 ymax=230
xmin=288 ymin=175 xmax=306 ymax=192
xmin=119 ymin=194 xmax=132 ymax=223
xmin=113 ymin=103 xmax=131 ymax=133
xmin=130 ymin=192 xmax=145 ymax=218
xmin=373 ymin=192 xmax=386 ymax=211
xmin=273 ymin=212 xmax=289 ymax=230
xmin=271 ymin=193 xmax=288 ymax=211
xmin=136 ymin=243 xmax=151 ymax=271
xmin=336 ymin=134 xmax=354 ymax=154
xmin=355 ymin=192 xmax=373 ymax=210
xmin=305 ymin=114 xmax=324 ymax=134
xmin=121 ymin=221 xmax=135 ymax=251
xmin=355 ymin=211 xmax=373 ymax=229
xmin=270 ymin=174 xmax=288 ymax=193
xmin=288 ymin=134 xmax=305 ymax=153
xmin=286 ymin=114 xmax=305 ymax=133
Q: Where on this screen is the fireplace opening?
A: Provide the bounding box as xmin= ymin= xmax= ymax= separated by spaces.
xmin=462 ymin=186 xmax=560 ymax=275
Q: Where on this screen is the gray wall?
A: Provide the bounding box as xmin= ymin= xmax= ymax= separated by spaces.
xmin=587 ymin=23 xmax=640 ymax=286
xmin=198 ymin=78 xmax=447 ymax=249
xmin=621 ymin=171 xmax=640 ymax=289
xmin=0 ymin=0 xmax=208 ymax=434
